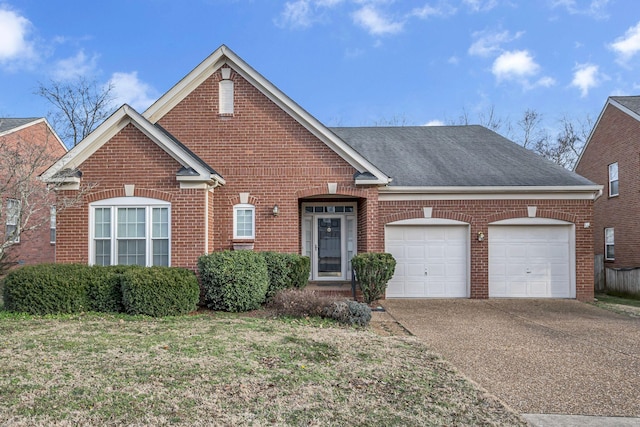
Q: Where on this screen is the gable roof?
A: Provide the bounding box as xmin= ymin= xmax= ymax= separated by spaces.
xmin=332 ymin=125 xmax=598 ymax=191
xmin=575 ymin=96 xmax=640 ymax=170
xmin=41 ymin=104 xmax=224 ymax=186
xmin=143 ymin=45 xmax=390 ymax=185
xmin=0 ymin=117 xmax=67 ymax=152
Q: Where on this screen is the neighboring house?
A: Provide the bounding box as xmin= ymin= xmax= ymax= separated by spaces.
xmin=42 ymin=45 xmax=601 ymax=301
xmin=575 ymin=96 xmax=640 ymax=268
xmin=0 ymin=118 xmax=67 ymax=266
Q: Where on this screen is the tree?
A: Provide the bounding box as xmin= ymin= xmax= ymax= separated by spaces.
xmin=36 ymin=77 xmax=116 ymax=147
xmin=0 ymin=120 xmax=93 ymax=274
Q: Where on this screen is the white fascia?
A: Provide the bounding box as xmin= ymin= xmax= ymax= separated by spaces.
xmin=379 ymin=185 xmax=604 ymax=201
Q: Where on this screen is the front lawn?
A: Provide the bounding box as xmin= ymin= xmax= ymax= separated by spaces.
xmin=0 ymin=311 xmax=526 ymax=426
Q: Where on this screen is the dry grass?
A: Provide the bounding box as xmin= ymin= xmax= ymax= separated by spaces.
xmin=0 ymin=311 xmax=526 ymax=426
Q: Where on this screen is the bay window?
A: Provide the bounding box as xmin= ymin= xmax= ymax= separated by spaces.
xmin=90 ymin=197 xmax=170 ymax=266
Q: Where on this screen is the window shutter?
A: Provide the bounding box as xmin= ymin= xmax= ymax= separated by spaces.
xmin=219 ymin=80 xmax=234 ymax=115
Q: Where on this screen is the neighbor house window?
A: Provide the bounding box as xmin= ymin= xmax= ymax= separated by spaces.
xmin=605 ymin=227 xmax=614 ymax=261
xmin=50 ymin=206 xmax=56 ymax=244
xmin=608 ymin=162 xmax=618 ymax=197
xmin=5 ymin=198 xmax=20 ymax=243
xmin=233 ymin=204 xmax=255 ymax=239
xmin=90 ymin=197 xmax=170 ymax=267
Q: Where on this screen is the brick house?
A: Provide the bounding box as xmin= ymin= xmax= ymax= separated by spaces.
xmin=0 ymin=118 xmax=67 ymax=267
xmin=42 ymin=45 xmax=601 ymax=301
xmin=575 ymin=96 xmax=640 ymax=268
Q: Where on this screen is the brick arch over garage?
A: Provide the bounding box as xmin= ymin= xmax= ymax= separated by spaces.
xmin=381 ymin=209 xmax=473 ymax=226
xmin=85 ymin=188 xmax=174 ymax=203
xmin=486 ymin=208 xmax=577 ymax=224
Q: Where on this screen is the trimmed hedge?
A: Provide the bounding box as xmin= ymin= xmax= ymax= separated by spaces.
xmin=198 ymin=250 xmax=269 ymax=312
xmin=120 ymin=267 xmax=199 ymax=317
xmin=2 ymin=264 xmax=199 ymax=317
xmin=352 ymin=253 xmax=397 ymax=304
xmin=2 ymin=264 xmax=91 ymax=315
xmin=290 ymin=255 xmax=310 ymax=289
xmin=261 ymin=253 xmax=310 ymax=300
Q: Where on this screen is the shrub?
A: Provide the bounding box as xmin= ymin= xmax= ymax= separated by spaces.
xmin=198 ymin=250 xmax=269 ymax=312
xmin=322 ymin=300 xmax=372 ymax=327
xmin=269 ymin=288 xmax=339 ymax=318
xmin=352 ymin=253 xmax=397 ymax=304
xmin=2 ymin=264 xmax=91 ymax=315
xmin=261 ymin=252 xmax=293 ymax=301
xmin=120 ymin=266 xmax=199 ymax=317
xmin=290 ymin=255 xmax=310 ymax=289
xmin=86 ymin=265 xmax=138 ymax=313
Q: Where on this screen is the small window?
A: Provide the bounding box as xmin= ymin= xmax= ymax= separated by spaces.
xmin=50 ymin=206 xmax=56 ymax=244
xmin=233 ymin=204 xmax=255 ymax=239
xmin=5 ymin=198 xmax=20 ymax=243
xmin=609 ymin=162 xmax=618 ymax=197
xmin=605 ymin=227 xmax=614 ymax=260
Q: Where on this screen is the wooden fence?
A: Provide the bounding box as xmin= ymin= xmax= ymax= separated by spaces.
xmin=594 ymin=254 xmax=605 ymax=292
xmin=604 ymin=266 xmax=640 ymax=296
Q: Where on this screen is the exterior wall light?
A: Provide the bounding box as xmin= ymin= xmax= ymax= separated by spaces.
xmin=272 ymin=204 xmax=279 ymax=217
xmin=477 ymin=231 xmax=485 ymax=242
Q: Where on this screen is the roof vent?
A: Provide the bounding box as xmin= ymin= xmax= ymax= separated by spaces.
xmin=219 ymin=68 xmax=233 ymax=116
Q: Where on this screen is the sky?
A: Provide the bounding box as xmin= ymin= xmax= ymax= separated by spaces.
xmin=0 ymin=0 xmax=639 ymax=139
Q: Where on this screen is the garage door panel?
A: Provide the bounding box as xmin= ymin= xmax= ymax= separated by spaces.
xmin=489 ymin=225 xmax=572 ymax=298
xmin=385 ymin=225 xmax=468 ymax=298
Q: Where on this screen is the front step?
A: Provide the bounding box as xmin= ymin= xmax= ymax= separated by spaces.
xmin=306 ymin=281 xmax=360 ymax=300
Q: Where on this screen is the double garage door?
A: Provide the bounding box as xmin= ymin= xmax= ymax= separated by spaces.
xmin=385 ymin=223 xmax=573 ymax=298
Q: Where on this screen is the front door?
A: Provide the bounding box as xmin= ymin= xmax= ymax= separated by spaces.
xmin=301 ymin=203 xmax=357 ymax=281
xmin=317 ymin=217 xmax=342 ymax=278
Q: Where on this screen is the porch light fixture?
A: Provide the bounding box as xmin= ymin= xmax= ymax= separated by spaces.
xmin=272 ymin=204 xmax=279 ymax=217
xmin=477 ymin=231 xmax=485 ymax=242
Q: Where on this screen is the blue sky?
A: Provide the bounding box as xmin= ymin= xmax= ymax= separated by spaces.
xmin=0 ymin=0 xmax=639 ymax=136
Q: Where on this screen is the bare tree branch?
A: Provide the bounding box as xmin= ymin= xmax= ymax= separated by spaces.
xmin=36 ymin=77 xmax=116 ymax=147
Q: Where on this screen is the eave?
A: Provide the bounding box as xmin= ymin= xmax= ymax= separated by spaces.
xmin=378 ymin=185 xmax=604 ymax=201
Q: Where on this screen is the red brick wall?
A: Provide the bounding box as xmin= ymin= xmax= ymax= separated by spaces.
xmin=575 ymin=104 xmax=640 ymax=268
xmin=157 ymin=68 xmax=372 ymax=253
xmin=1 ymin=121 xmax=66 ymax=267
xmin=379 ymin=199 xmax=595 ymax=301
xmin=55 ymin=124 xmax=208 ymax=270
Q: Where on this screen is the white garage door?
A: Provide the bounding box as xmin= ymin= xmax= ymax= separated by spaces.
xmin=385 ymin=225 xmax=468 ymax=298
xmin=489 ymin=225 xmax=573 ymax=298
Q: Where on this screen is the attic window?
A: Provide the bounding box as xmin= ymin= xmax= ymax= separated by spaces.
xmin=219 ymin=68 xmax=234 ymax=116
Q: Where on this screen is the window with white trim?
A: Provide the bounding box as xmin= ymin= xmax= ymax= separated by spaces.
xmin=90 ymin=197 xmax=170 ymax=267
xmin=608 ymin=162 xmax=618 ymax=197
xmin=5 ymin=198 xmax=20 ymax=243
xmin=233 ymin=204 xmax=255 ymax=239
xmin=50 ymin=205 xmax=56 ymax=244
xmin=605 ymin=227 xmax=614 ymax=261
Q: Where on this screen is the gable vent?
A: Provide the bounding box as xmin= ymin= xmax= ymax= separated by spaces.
xmin=219 ymin=68 xmax=234 ymax=116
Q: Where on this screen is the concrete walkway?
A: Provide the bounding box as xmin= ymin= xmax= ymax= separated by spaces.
xmin=381 ymin=299 xmax=640 ymax=420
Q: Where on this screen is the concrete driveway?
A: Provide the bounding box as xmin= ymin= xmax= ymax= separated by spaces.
xmin=381 ymin=299 xmax=640 ymax=417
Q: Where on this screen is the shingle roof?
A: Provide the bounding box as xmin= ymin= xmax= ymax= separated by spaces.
xmin=330 ymin=125 xmax=595 ymax=187
xmin=0 ymin=118 xmax=40 ymax=134
xmin=610 ymin=96 xmax=640 ymax=116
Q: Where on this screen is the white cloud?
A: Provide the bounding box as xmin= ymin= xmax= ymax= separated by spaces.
xmin=51 ymin=50 xmax=99 ymax=80
xmin=609 ymin=21 xmax=640 ymax=63
xmin=276 ymin=0 xmax=343 ymax=29
xmin=551 ymin=0 xmax=610 ymax=19
xmin=424 ymin=119 xmax=445 ymax=126
xmin=492 ymin=50 xmax=540 ymax=80
xmin=491 ymin=50 xmax=555 ymax=90
xmin=109 ymin=71 xmax=157 ymax=111
xmin=462 ymin=0 xmax=498 ymax=12
xmin=0 ymin=5 xmax=36 ymax=65
xmin=411 ymin=3 xmax=456 ymax=19
xmin=468 ymin=29 xmax=524 ymax=57
xmin=352 ymin=5 xmax=404 ymax=35
xmin=571 ymin=63 xmax=601 ymax=97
